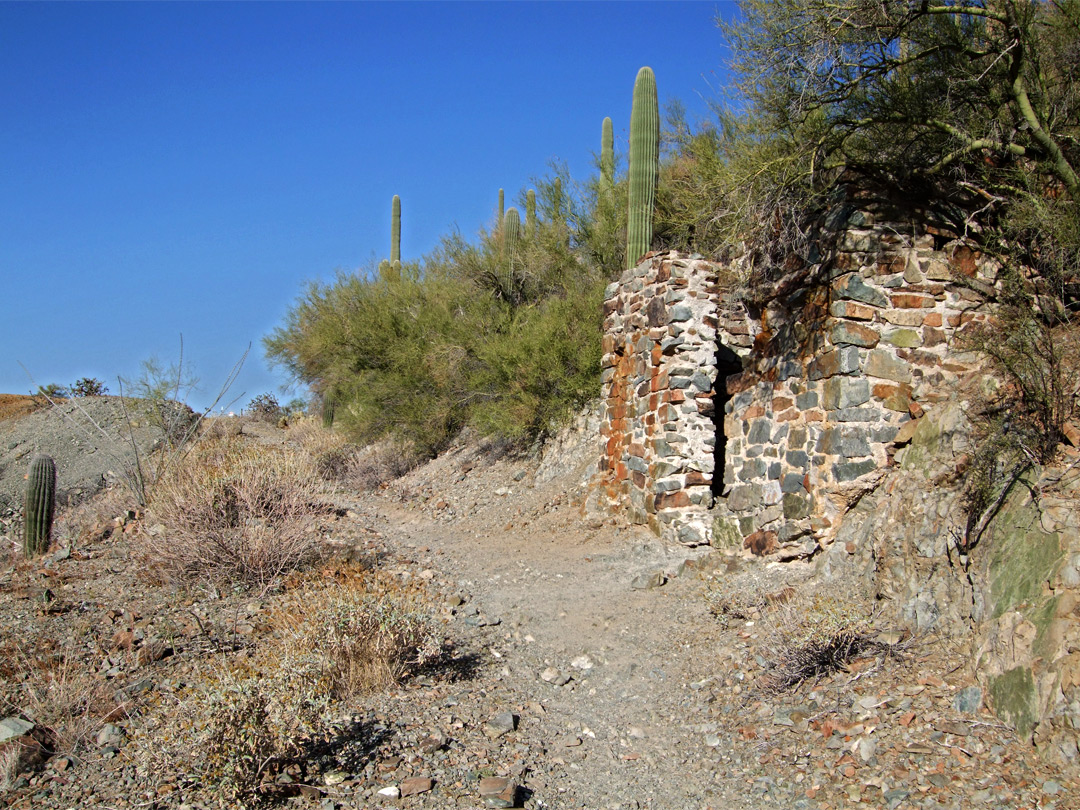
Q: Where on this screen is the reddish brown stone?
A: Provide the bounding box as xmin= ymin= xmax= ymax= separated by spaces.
xmin=909 ymin=401 xmax=925 ymax=418
xmin=890 ymin=293 xmax=935 ymax=309
xmin=923 ymin=327 xmax=946 ymax=347
xmin=776 ymin=408 xmax=799 ymax=422
xmin=685 ymin=471 xmax=710 ymax=486
xmin=727 ymin=371 xmax=756 ymax=394
xmin=805 ymin=410 xmax=824 ymax=422
xmin=831 ymin=301 xmax=877 ymax=320
xmin=831 ymin=320 xmax=880 ymax=348
xmin=877 ymin=255 xmax=906 ymax=275
xmin=631 ymin=471 xmax=647 ymax=489
xmin=668 ymin=390 xmax=686 ymax=404
xmin=744 ymin=530 xmax=779 ymax=556
xmin=628 ymin=443 xmax=645 ymax=458
xmin=872 ymin=383 xmax=897 ymax=400
xmin=883 ymin=384 xmax=914 ymax=412
xmin=772 ymin=397 xmax=794 ymax=411
xmin=655 ymin=263 xmax=671 ymax=283
xmin=655 ymin=491 xmax=691 ymax=510
xmin=950 ymin=245 xmax=979 ymax=277
xmin=744 ymin=404 xmax=766 ymax=419
xmin=835 ymin=251 xmax=857 ymax=270
xmin=946 ymin=313 xmax=961 ymax=327
xmin=922 ymin=312 xmax=942 ymax=327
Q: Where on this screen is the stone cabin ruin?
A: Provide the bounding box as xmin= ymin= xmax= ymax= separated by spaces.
xmin=594 ymin=200 xmax=1080 ymax=757
xmin=595 ymin=202 xmax=995 ymax=555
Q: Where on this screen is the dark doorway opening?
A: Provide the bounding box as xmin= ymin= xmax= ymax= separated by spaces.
xmin=712 ymin=344 xmax=744 ymax=499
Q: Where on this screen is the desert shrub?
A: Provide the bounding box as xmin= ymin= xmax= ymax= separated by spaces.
xmin=120 ymin=354 xmax=204 ymax=449
xmin=138 ymin=579 xmax=439 ymax=806
xmin=0 ymin=635 xmax=118 ymax=771
xmin=468 ymin=279 xmax=606 ymax=441
xmin=264 ymin=165 xmax=612 ymax=455
xmin=52 ymin=487 xmax=137 ymax=549
xmin=68 ymin=377 xmax=108 ymax=397
xmin=36 ymin=383 xmax=68 ymax=399
xmin=348 ymin=440 xmax=421 ymax=490
xmin=195 ymin=672 xmax=325 ymax=805
xmin=285 ymin=417 xmax=420 ymax=490
xmin=709 ymin=576 xmax=887 ymax=693
xmin=247 ymin=392 xmax=283 ymax=423
xmin=144 ymin=436 xmax=326 ymax=591
xmin=759 ymin=589 xmax=881 ymax=692
xmin=958 ymin=279 xmax=1080 ymax=547
xmin=273 ymin=582 xmax=442 ymax=697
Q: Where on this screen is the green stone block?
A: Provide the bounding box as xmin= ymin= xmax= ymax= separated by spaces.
xmin=711 ymin=516 xmax=742 ymax=549
xmin=884 ymin=328 xmax=922 ymax=348
xmin=782 ymin=493 xmax=811 ymax=520
xmin=988 ymin=667 xmax=1038 ymax=739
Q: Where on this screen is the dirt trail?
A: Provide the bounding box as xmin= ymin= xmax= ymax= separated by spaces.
xmin=332 ymin=429 xmax=764 ymax=810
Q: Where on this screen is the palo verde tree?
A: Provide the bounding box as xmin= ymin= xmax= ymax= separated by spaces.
xmin=721 ymin=0 xmax=1079 ymax=226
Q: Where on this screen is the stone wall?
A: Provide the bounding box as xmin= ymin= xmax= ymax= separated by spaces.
xmin=597 ymin=208 xmax=998 ymax=551
xmin=596 ymin=252 xmax=738 ymax=544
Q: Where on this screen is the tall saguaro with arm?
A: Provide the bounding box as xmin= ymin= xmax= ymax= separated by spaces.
xmin=627 ymin=67 xmax=658 ymax=269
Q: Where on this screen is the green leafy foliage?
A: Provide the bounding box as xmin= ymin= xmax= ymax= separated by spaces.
xmin=266 ymin=163 xmax=611 ymax=456
xmin=36 ymin=383 xmax=69 ymax=399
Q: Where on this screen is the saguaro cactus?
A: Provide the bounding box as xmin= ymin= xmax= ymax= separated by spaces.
xmin=504 ymin=207 xmax=521 ymax=259
xmin=600 ymin=116 xmax=615 ymax=200
xmin=321 ymin=392 xmax=336 ymax=428
xmin=391 ymin=195 xmax=401 ymax=265
xmin=24 ymin=455 xmax=56 ymax=557
xmin=526 ymin=189 xmax=537 ymax=238
xmin=627 ymin=66 xmax=658 ymax=269
xmin=503 ymin=207 xmax=522 ymax=301
xmin=498 ymin=188 xmax=505 ymax=224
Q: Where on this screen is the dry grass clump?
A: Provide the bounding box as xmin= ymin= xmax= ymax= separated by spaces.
xmin=759 ymin=588 xmax=884 ymax=692
xmin=139 ymin=575 xmax=441 ymax=805
xmin=144 ymin=435 xmax=328 ymax=591
xmin=287 ymin=417 xmax=418 ymax=490
xmin=272 ymin=579 xmax=443 ymax=697
xmin=0 ymin=634 xmax=119 ymax=783
xmin=709 ymin=575 xmax=893 ymax=693
xmin=52 ymin=487 xmax=138 ymax=549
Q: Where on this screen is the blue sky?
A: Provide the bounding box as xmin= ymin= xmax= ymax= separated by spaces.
xmin=2 ymin=1 xmax=737 ymax=411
